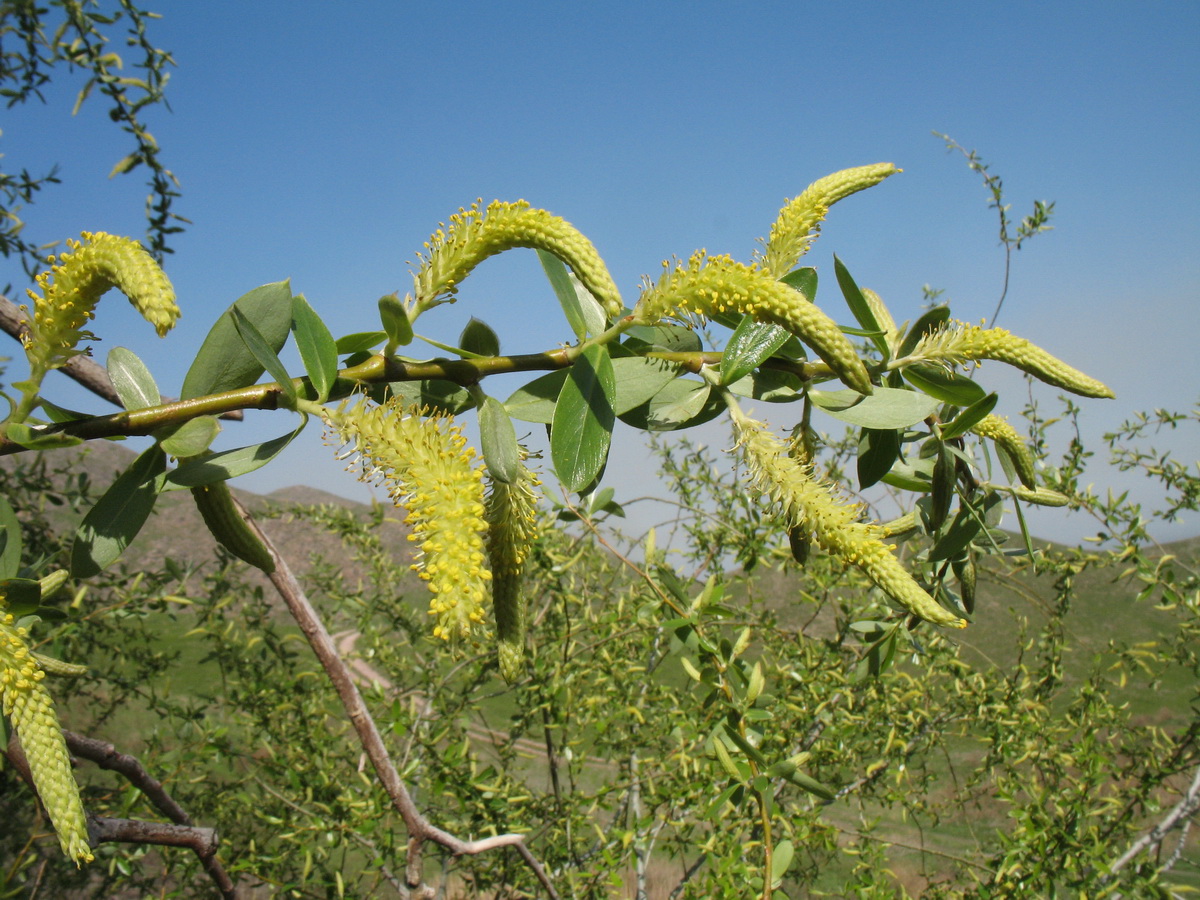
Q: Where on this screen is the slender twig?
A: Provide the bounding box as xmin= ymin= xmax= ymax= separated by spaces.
xmin=235 ymin=495 xmax=560 ymax=899
xmin=1107 ymin=762 xmax=1200 ymax=881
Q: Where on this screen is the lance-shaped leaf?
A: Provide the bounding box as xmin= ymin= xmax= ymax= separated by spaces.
xmin=720 ymin=315 xmax=791 ymax=386
xmin=181 ymin=281 xmax=294 ymax=400
xmin=478 ymin=395 xmax=520 ymax=484
xmin=165 ymin=424 xmax=305 ymax=489
xmin=809 ymin=387 xmax=938 ymax=429
xmin=107 ymin=347 xmax=160 ymax=411
xmin=231 ymin=305 xmax=297 ymax=407
xmin=71 ymin=444 xmax=166 ymax=577
xmin=539 ymin=249 xmax=608 ymax=340
xmin=292 ymin=294 xmax=339 ymax=402
xmin=551 ymin=344 xmax=615 ymax=493
xmin=834 ymin=255 xmax=888 ymax=356
xmin=0 ymin=496 xmax=21 ymax=581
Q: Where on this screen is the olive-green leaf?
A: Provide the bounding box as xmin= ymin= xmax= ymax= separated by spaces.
xmin=809 ymin=387 xmax=938 ymax=429
xmin=71 ymin=444 xmax=165 ymax=577
xmin=165 ymin=424 xmax=304 ymax=489
xmin=720 ymin=315 xmax=791 ymax=386
xmin=539 ymin=250 xmax=607 ymax=339
xmin=771 ymin=839 xmax=795 ymax=888
xmin=834 ymin=255 xmax=888 ymax=356
xmin=181 ymin=281 xmax=294 ymax=400
xmin=231 ymin=305 xmax=297 ymax=406
xmin=902 ymin=364 xmax=988 ymax=406
xmin=780 ymin=266 xmax=818 ymax=300
xmin=459 ymin=317 xmax=501 ymax=358
xmin=107 ymin=347 xmax=160 ymax=411
xmin=335 ymin=331 xmax=387 ymax=355
xmin=619 ymin=379 xmax=722 ymax=432
xmin=897 ymin=305 xmax=951 ymax=359
xmin=292 ymin=294 xmax=339 ymax=402
xmin=478 ymin=395 xmax=520 ymax=484
xmin=551 ymin=344 xmax=615 ymax=493
xmin=157 ymin=415 xmax=221 ymax=458
xmin=940 ymin=392 xmax=999 ymax=441
xmin=0 ymin=496 xmax=21 ymax=580
xmin=378 ymin=292 xmax=413 ymax=350
xmin=858 ymin=427 xmax=900 ymax=490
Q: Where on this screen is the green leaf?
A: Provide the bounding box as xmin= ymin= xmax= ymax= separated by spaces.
xmin=107 ymin=347 xmax=160 ymax=411
xmin=858 ymin=427 xmax=900 ymax=489
xmin=834 ymin=255 xmax=888 ymax=356
xmin=156 ymin=416 xmax=221 ymax=458
xmin=0 ymin=496 xmax=22 ymax=581
xmin=478 ymin=395 xmax=520 ymax=484
xmin=377 ymin=292 xmax=413 ymax=351
xmin=929 ymin=492 xmax=1004 ymax=561
xmin=335 ymin=331 xmax=387 ymax=355
xmin=622 ymin=324 xmax=702 ymax=354
xmin=897 ymin=305 xmax=951 ymax=359
xmin=780 ymin=266 xmax=818 ymax=300
xmin=726 ymin=368 xmax=802 ymax=403
xmin=619 ymin=379 xmax=721 ymax=432
xmin=181 ymin=281 xmax=294 ymax=400
xmin=0 ymin=579 xmax=41 ymax=616
xmin=551 ymin=344 xmax=615 ymax=493
xmin=882 ymin=455 xmax=935 ymax=492
xmin=71 ymin=444 xmax=166 ymax=577
xmin=38 ymin=400 xmax=92 ymax=424
xmin=503 ymin=370 xmax=569 ymax=424
xmin=538 ymin=250 xmax=607 ymax=339
xmin=231 ymin=305 xmax=297 ymax=406
xmin=720 ymin=316 xmax=791 ymax=386
xmin=770 ymin=839 xmax=795 ymax=888
xmin=385 ymin=379 xmax=475 ymax=415
xmin=292 ymin=295 xmax=339 ymax=403
xmin=165 ymin=424 xmax=305 ymax=489
xmin=940 ymin=392 xmax=999 ymax=441
xmin=809 ymin=387 xmax=939 ymax=429
xmin=902 ymin=364 xmax=988 ymax=406
xmin=4 ymin=423 xmax=83 ymax=450
xmin=459 ymin=317 xmax=500 ymax=358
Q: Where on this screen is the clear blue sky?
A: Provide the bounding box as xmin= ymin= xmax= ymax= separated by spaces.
xmin=5 ymin=1 xmax=1198 ymax=543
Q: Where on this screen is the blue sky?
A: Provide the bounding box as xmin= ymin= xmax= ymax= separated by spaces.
xmin=4 ymin=1 xmax=1198 ymax=543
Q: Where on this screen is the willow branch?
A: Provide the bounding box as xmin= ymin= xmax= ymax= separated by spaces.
xmin=0 ymin=294 xmax=242 ymax=421
xmin=236 ymin=495 xmax=560 ymax=900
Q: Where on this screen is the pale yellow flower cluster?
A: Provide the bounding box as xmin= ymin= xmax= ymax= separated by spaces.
xmin=970 ymin=414 xmax=1037 ymax=488
xmin=732 ymin=414 xmax=965 ymax=628
xmin=911 ymin=322 xmax=1114 ymax=399
xmin=636 ymin=251 xmax=873 ymax=395
xmin=759 ymin=163 xmax=899 ymax=277
xmin=413 ymin=199 xmax=623 ymax=317
xmin=335 ymin=400 xmax=491 ymax=641
xmin=485 ymin=458 xmax=542 ymax=682
xmin=0 ymin=612 xmax=92 ymax=863
xmin=24 ymin=232 xmax=178 ymax=371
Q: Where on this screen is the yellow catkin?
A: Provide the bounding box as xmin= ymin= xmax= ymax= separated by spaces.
xmin=413 ymin=199 xmax=622 ymax=317
xmin=759 ymin=163 xmax=900 ymax=277
xmin=970 ymin=414 xmax=1037 ymax=488
xmin=637 ymin=251 xmax=873 ymax=395
xmin=860 ymin=287 xmax=899 ymax=350
xmin=0 ymin=613 xmax=92 ymax=863
xmin=910 ymin=322 xmax=1114 ymax=399
xmin=334 ymin=400 xmax=491 ymax=641
xmin=732 ymin=414 xmax=965 ymax=628
xmin=485 ymin=456 xmax=542 ymax=683
xmin=23 ymin=232 xmax=178 ymax=371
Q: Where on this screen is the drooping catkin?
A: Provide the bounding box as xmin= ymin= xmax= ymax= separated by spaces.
xmin=413 ymin=199 xmax=623 ymax=317
xmin=334 ymin=399 xmax=491 ymax=641
xmin=759 ymin=163 xmax=900 ymax=277
xmin=970 ymin=414 xmax=1037 ymax=488
xmin=908 ymin=321 xmax=1114 ymax=399
xmin=731 ymin=413 xmax=964 ymax=628
xmin=636 ymin=251 xmax=873 ymax=394
xmin=23 ymin=232 xmax=178 ymax=372
xmin=0 ymin=612 xmax=92 ymax=863
xmin=485 ymin=455 xmax=542 ymax=683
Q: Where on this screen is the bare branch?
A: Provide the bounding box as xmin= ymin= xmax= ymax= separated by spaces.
xmin=237 ymin=494 xmax=561 ymax=899
xmin=86 ymin=816 xmax=217 ymax=854
xmin=1108 ymin=761 xmax=1200 ymax=882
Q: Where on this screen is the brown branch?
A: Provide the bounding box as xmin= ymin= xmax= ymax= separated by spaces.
xmin=0 ymin=294 xmax=243 ymax=421
xmin=236 ymin=495 xmax=561 ymax=900
xmin=5 ymin=731 xmax=236 ymax=899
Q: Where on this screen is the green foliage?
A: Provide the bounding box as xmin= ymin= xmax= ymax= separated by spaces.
xmin=0 ymin=23 xmax=1193 ymax=891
